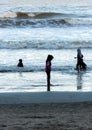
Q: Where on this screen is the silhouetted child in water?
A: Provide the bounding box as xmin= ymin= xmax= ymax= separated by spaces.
xmin=45 ymin=55 xmax=54 ymax=91
xmin=17 ymin=59 xmax=23 ymax=67
xmin=76 ymin=48 xmax=87 ymax=71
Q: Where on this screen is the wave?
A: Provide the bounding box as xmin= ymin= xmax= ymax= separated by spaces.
xmin=0 ymin=11 xmax=63 ymax=18
xmin=16 ymin=12 xmax=62 ymax=19
xmin=0 ymin=18 xmax=69 ymax=27
xmin=0 ymin=40 xmax=92 ymax=49
xmin=0 ymin=11 xmax=92 ymax=27
xmin=0 ymin=65 xmax=78 ymax=73
xmin=0 ymin=18 xmax=92 ymax=27
xmin=0 ymin=64 xmax=90 ymax=73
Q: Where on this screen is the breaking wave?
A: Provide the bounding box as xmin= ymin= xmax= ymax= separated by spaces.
xmin=0 ymin=40 xmax=92 ymax=49
xmin=0 ymin=18 xmax=69 ymax=27
xmin=0 ymin=11 xmax=92 ymax=27
xmin=16 ymin=12 xmax=62 ymax=19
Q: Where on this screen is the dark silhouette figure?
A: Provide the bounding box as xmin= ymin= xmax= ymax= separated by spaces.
xmin=76 ymin=48 xmax=87 ymax=71
xmin=17 ymin=59 xmax=23 ymax=67
xmin=45 ymin=55 xmax=54 ymax=91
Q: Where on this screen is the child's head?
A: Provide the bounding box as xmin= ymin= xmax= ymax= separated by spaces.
xmin=19 ymin=59 xmax=22 ymax=62
xmin=47 ymin=55 xmax=54 ymax=61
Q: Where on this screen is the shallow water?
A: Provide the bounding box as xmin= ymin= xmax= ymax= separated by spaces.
xmin=0 ymin=48 xmax=91 ymax=92
xmin=0 ymin=70 xmax=92 ymax=92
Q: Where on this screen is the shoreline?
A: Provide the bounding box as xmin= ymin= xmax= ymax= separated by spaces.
xmin=0 ymin=91 xmax=92 ymax=104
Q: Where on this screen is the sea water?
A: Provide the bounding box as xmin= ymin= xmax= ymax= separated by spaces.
xmin=0 ymin=1 xmax=92 ymax=92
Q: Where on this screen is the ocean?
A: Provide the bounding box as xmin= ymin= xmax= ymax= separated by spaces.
xmin=0 ymin=1 xmax=92 ymax=92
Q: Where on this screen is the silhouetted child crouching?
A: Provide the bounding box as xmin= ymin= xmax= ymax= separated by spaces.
xmin=17 ymin=59 xmax=23 ymax=67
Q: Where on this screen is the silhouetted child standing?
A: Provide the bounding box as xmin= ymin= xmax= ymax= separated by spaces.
xmin=45 ymin=55 xmax=54 ymax=91
xmin=17 ymin=59 xmax=23 ymax=67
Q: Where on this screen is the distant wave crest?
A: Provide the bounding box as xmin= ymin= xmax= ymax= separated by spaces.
xmin=0 ymin=11 xmax=92 ymax=27
xmin=0 ymin=40 xmax=92 ymax=49
xmin=16 ymin=12 xmax=62 ymax=18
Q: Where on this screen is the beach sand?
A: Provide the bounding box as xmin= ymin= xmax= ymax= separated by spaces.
xmin=0 ymin=102 xmax=92 ymax=130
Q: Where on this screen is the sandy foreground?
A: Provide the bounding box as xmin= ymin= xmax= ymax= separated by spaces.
xmin=0 ymin=102 xmax=92 ymax=130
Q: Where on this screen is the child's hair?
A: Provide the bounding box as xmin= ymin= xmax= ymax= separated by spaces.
xmin=47 ymin=55 xmax=53 ymax=61
xmin=19 ymin=59 xmax=22 ymax=62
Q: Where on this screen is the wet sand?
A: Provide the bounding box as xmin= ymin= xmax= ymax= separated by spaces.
xmin=0 ymin=102 xmax=92 ymax=130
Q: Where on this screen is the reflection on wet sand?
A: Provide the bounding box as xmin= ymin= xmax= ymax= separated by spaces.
xmin=77 ymin=72 xmax=83 ymax=90
xmin=18 ymin=68 xmax=23 ymax=77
